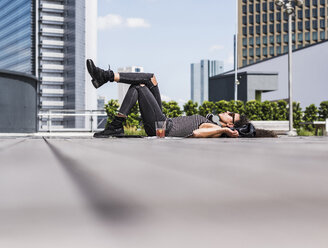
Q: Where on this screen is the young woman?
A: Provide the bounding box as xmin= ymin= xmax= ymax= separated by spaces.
xmin=86 ymin=59 xmax=261 ymax=138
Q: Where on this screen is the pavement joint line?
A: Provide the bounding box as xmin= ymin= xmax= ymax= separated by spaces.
xmin=42 ymin=137 xmax=143 ymax=222
xmin=0 ymin=139 xmax=26 ymax=153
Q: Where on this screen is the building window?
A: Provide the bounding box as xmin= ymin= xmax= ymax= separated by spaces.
xmin=249 ymin=15 xmax=254 ymax=24
xmin=249 ymin=26 xmax=254 ymax=35
xmin=256 ymin=25 xmax=261 ymax=34
xmin=320 ymin=19 xmax=325 ymax=28
xmin=243 ymin=16 xmax=247 ymax=25
xmin=263 ymin=24 xmax=267 ymax=34
xmin=284 ymin=34 xmax=289 ymax=43
xmin=256 ymin=14 xmax=260 ymax=24
xmin=305 ymin=21 xmax=310 ymax=30
xmin=243 ymin=27 xmax=247 ymax=35
xmin=298 ymin=33 xmax=303 ymax=42
xmin=256 ymin=36 xmax=261 ymax=45
xmin=320 ymin=7 xmax=325 ymax=17
xmin=284 ymin=12 xmax=288 ymax=21
xmin=243 ymin=48 xmax=247 ymax=57
xmin=243 ymin=60 xmax=247 ymax=66
xmin=298 ymin=44 xmax=303 ymax=49
xmin=242 ymin=5 xmax=247 ymax=14
xmin=313 ymin=31 xmax=318 ymax=40
xmin=249 ymin=59 xmax=254 ymax=64
xmin=312 ymin=9 xmax=318 ymax=18
xmin=313 ymin=0 xmax=318 ymax=6
xmin=249 ymin=48 xmax=254 ymax=57
xmin=320 ymin=0 xmax=325 ymax=5
xmin=270 ymin=46 xmax=274 ymax=56
xmin=262 ymin=2 xmax=267 ymax=11
xmin=276 ymin=34 xmax=281 ymax=43
xmin=284 ymin=23 xmax=288 ymax=32
xmin=305 ymin=32 xmax=310 ymax=41
xmin=262 ymin=47 xmax=268 ymax=56
xmin=277 ymin=46 xmax=281 ymax=55
xmin=305 ymin=0 xmax=310 ymax=7
xmin=249 ymin=4 xmax=254 ymax=13
xmin=256 ymin=48 xmax=261 ymax=56
xmin=263 ymin=36 xmax=267 ymax=44
xmin=298 ymin=21 xmax=303 ymax=31
xmin=270 ymin=13 xmax=274 ymax=22
xmin=305 ymin=9 xmax=310 ymax=18
xmin=269 ymin=24 xmax=274 ymax=33
xmin=276 ymin=23 xmax=281 ymax=32
xmin=298 ymin=10 xmax=303 ymax=19
xmin=262 ymin=13 xmax=267 ymax=23
xmin=320 ymin=31 xmax=325 ymax=39
xmin=276 ymin=12 xmax=281 ymax=21
xmin=256 ymin=3 xmax=260 ymax=12
xmin=249 ymin=37 xmax=254 ymax=46
xmin=243 ymin=38 xmax=247 ymax=46
xmin=313 ymin=20 xmax=318 ymax=29
xmin=269 ymin=2 xmax=274 ymax=11
xmin=284 ymin=46 xmax=288 ymax=53
xmin=270 ymin=35 xmax=274 ymax=44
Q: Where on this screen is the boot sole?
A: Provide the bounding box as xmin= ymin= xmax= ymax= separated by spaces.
xmin=86 ymin=59 xmax=101 ymax=89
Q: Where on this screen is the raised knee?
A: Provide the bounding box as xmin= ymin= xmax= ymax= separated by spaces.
xmin=151 ymin=75 xmax=158 ymax=86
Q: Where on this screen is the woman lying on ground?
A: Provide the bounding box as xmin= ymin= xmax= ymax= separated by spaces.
xmin=86 ymin=59 xmax=276 ymax=138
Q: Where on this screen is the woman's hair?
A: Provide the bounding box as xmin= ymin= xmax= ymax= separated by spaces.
xmin=234 ymin=114 xmax=277 ymax=138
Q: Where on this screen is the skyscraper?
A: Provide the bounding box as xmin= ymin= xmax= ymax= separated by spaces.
xmin=190 ymin=60 xmax=224 ymax=104
xmin=117 ymin=66 xmax=144 ymax=106
xmin=238 ymin=0 xmax=328 ymax=67
xmin=0 ymin=0 xmax=97 ymax=128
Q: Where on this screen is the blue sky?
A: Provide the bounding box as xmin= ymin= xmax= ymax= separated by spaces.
xmin=96 ymin=0 xmax=237 ymax=105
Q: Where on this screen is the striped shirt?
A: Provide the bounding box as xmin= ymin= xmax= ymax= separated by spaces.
xmin=166 ymin=114 xmax=214 ymax=137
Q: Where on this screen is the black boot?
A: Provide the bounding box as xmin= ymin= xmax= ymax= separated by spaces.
xmin=86 ymin=59 xmax=115 ymax=88
xmin=93 ymin=116 xmax=125 ymax=138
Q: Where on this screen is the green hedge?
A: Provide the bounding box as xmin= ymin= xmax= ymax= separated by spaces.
xmin=104 ymin=99 xmax=328 ymax=130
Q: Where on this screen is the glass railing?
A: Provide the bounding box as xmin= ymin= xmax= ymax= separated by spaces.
xmin=38 ymin=109 xmax=107 ymax=132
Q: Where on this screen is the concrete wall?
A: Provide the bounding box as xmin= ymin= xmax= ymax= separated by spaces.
xmin=238 ymin=40 xmax=328 ymax=108
xmin=0 ymin=70 xmax=38 ymax=133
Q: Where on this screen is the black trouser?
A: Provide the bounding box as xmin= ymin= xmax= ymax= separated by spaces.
xmin=117 ymin=73 xmax=166 ymax=136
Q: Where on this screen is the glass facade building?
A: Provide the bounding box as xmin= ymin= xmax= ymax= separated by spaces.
xmin=238 ymin=0 xmax=328 ymax=67
xmin=0 ymin=0 xmax=35 ymax=75
xmin=191 ymin=60 xmax=224 ymax=104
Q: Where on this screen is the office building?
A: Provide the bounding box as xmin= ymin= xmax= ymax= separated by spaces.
xmin=238 ymin=0 xmax=328 ymax=67
xmin=117 ymin=66 xmax=144 ymax=106
xmin=191 ymin=60 xmax=224 ymax=104
xmin=0 ymin=0 xmax=97 ymax=129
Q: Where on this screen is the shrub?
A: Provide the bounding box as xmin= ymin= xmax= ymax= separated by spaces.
xmin=292 ymin=102 xmax=302 ymax=129
xmin=162 ymin=100 xmax=182 ymax=118
xmin=125 ymin=102 xmax=141 ymax=128
xmin=198 ymin=101 xmax=215 ymax=117
xmin=183 ymin=100 xmax=198 ymax=116
xmin=245 ymin=100 xmax=262 ymax=120
xmin=228 ymin=100 xmax=245 ymax=115
xmin=303 ymin=104 xmax=318 ymax=131
xmin=260 ymin=101 xmax=274 ymax=120
xmin=274 ymin=100 xmax=288 ymax=120
xmin=215 ymin=100 xmax=230 ymax=114
xmin=318 ymin=101 xmax=328 ymax=121
xmin=104 ymin=99 xmax=119 ymax=126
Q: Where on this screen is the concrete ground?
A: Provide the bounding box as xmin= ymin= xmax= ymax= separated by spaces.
xmin=1 ymin=135 xmax=328 ymax=248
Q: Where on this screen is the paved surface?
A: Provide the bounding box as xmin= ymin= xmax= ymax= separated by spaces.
xmin=1 ymin=136 xmax=328 ymax=248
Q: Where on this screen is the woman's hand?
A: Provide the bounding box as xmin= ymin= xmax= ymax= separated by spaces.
xmin=224 ymin=128 xmax=239 ymax=138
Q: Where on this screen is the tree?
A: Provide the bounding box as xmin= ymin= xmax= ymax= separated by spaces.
xmin=318 ymin=101 xmax=328 ymax=121
xmin=303 ymin=104 xmax=318 ymax=131
xmin=104 ymin=99 xmax=119 ymax=126
xmin=162 ymin=101 xmax=182 ymax=118
xmin=198 ymin=101 xmax=215 ymax=117
xmin=183 ymin=100 xmax=198 ymax=116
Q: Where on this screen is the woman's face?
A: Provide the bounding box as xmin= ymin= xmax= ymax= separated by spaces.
xmin=218 ymin=112 xmax=240 ymax=126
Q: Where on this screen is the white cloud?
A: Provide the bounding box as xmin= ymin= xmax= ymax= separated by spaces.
xmin=126 ymin=18 xmax=151 ymax=28
xmin=210 ymin=44 xmax=224 ymax=52
xmin=98 ymin=14 xmax=151 ymax=30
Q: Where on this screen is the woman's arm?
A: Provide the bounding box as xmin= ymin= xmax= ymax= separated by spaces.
xmin=191 ymin=125 xmax=239 ymax=138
